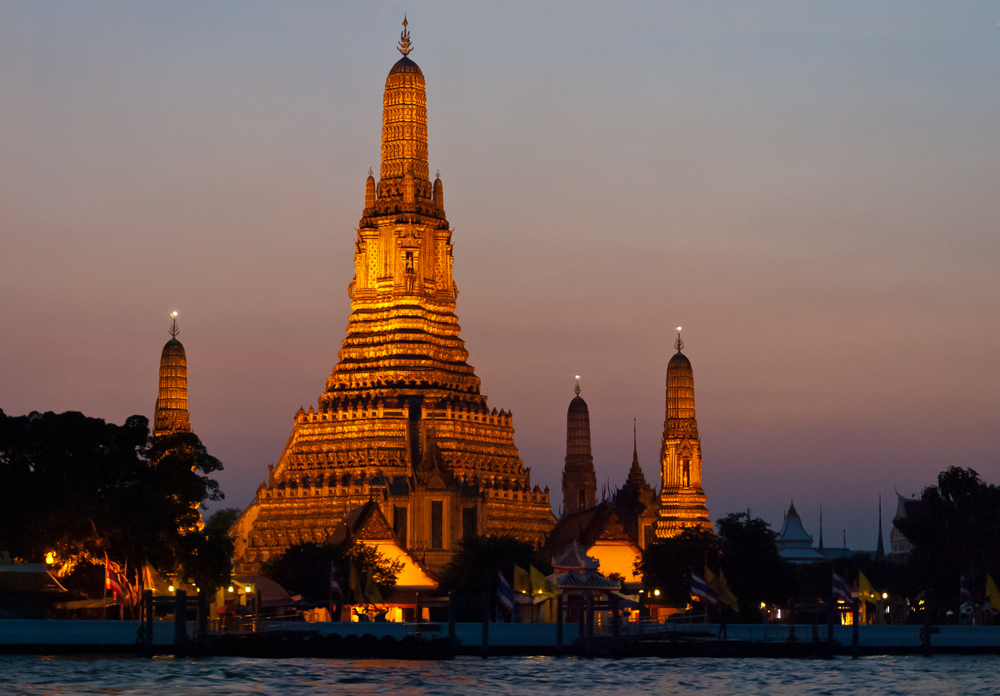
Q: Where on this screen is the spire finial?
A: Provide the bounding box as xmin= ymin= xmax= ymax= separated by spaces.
xmin=397 ymin=16 xmax=412 ymax=56
xmin=169 ymin=311 xmax=179 ymax=338
xmin=674 ymin=326 xmax=684 ymax=352
xmin=368 ymin=167 xmax=373 ymax=178
xmin=436 ymin=169 xmax=440 ymax=180
xmin=574 ymin=375 xmax=581 ymax=396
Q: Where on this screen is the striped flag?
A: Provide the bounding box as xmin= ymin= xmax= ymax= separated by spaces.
xmin=691 ymin=572 xmax=718 ymax=606
xmin=832 ymin=572 xmax=851 ymax=602
xmin=104 ymin=555 xmax=126 ymax=605
xmin=497 ymin=571 xmax=514 ymax=612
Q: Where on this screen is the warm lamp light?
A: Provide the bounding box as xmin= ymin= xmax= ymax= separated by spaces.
xmin=170 ymin=311 xmax=178 ymax=318
xmin=653 ymin=589 xmax=660 ymax=597
xmin=227 ymin=586 xmax=234 ymax=593
xmin=168 ymin=585 xmax=174 ymax=593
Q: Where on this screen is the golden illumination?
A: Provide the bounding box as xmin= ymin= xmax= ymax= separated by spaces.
xmin=44 ymin=551 xmax=56 ymax=565
xmin=655 ymin=335 xmax=711 ymax=538
xmin=170 ymin=311 xmax=178 ymax=318
xmin=168 ymin=585 xmax=174 ymax=592
xmin=230 ymin=31 xmax=552 ymax=577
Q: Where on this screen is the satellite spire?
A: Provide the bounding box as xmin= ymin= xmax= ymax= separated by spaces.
xmin=397 ymin=16 xmax=413 ymax=56
xmin=674 ymin=326 xmax=684 ymax=352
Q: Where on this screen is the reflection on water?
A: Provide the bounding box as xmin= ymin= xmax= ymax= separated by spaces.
xmin=2 ymin=654 xmax=999 ymax=695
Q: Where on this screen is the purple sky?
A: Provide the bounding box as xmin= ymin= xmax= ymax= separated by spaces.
xmin=3 ymin=1 xmax=999 ymax=549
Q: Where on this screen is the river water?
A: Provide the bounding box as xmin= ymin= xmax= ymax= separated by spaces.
xmin=2 ymin=654 xmax=998 ymax=695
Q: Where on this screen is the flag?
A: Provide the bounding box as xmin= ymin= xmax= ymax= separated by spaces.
xmin=858 ymin=571 xmax=877 ymax=603
xmin=497 ymin=571 xmax=514 ymax=612
xmin=832 ymin=572 xmax=851 ymax=603
xmin=330 ymin=563 xmax=344 ymax=607
xmin=513 ymin=565 xmax=531 ymax=596
xmin=707 ymin=568 xmax=738 ymax=613
xmin=691 ymin=572 xmax=718 ymax=606
xmin=104 ymin=555 xmax=126 ymax=605
xmin=960 ymin=575 xmax=972 ymax=613
xmin=531 ymin=565 xmax=561 ymax=596
xmin=986 ymin=574 xmax=1000 ymax=612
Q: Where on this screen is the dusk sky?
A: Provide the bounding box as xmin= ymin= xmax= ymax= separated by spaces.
xmin=2 ymin=1 xmax=998 ymax=550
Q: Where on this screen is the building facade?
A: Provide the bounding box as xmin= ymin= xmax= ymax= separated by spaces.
xmin=231 ymin=24 xmax=553 ymax=575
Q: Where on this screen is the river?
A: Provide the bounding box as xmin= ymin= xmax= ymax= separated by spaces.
xmin=2 ymin=654 xmax=999 ymax=695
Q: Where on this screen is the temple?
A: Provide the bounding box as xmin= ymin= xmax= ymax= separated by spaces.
xmin=153 ymin=315 xmax=191 ymax=439
xmin=231 ymin=22 xmax=553 ymax=575
xmin=655 ymin=330 xmax=711 ymax=537
xmin=562 ymin=378 xmax=597 ymax=515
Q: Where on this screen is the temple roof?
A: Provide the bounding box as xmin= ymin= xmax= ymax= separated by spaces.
xmin=552 ymin=541 xmax=599 ymax=571
xmin=778 ymin=502 xmax=813 ymax=543
xmin=389 ymin=55 xmax=422 ymax=75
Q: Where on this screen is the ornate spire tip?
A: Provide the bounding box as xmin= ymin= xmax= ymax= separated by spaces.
xmin=397 ymin=16 xmax=412 ymax=56
xmin=674 ymin=326 xmax=684 ymax=352
xmin=169 ymin=312 xmax=179 ymax=338
xmin=574 ymin=375 xmax=581 ymax=396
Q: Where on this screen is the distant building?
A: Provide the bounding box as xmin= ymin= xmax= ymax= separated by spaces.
xmin=888 ymin=492 xmax=921 ymax=559
xmin=656 ymin=334 xmax=712 ymax=537
xmin=153 ymin=317 xmax=191 ymax=438
xmin=562 ymin=380 xmax=597 ymax=516
xmin=776 ymin=502 xmax=827 ymax=564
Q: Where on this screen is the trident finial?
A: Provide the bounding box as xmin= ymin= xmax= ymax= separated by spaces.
xmin=574 ymin=375 xmax=581 ymax=396
xmin=674 ymin=326 xmax=684 ymax=352
xmin=397 ymin=16 xmax=412 ymax=56
xmin=169 ymin=311 xmax=179 ymax=338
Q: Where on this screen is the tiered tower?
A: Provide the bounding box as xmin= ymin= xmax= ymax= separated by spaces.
xmin=655 ymin=330 xmax=711 ymax=537
xmin=153 ymin=316 xmax=191 ymax=439
xmin=232 ymin=21 xmax=553 ymax=574
xmin=562 ymin=378 xmax=597 ymax=515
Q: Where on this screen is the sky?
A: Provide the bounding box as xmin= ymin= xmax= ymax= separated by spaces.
xmin=2 ymin=1 xmax=999 ymax=550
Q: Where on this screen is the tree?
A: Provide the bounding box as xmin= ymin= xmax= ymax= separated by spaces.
xmin=436 ymin=535 xmax=549 ymax=596
xmin=635 ymin=528 xmax=718 ymax=607
xmin=0 ymin=409 xmax=228 ymax=595
xmin=261 ymin=541 xmax=402 ymax=604
xmin=895 ymin=467 xmax=1000 ymax=615
xmin=715 ymin=512 xmax=795 ymax=621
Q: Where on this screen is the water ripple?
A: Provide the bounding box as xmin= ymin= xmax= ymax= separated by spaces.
xmin=1 ymin=654 xmax=999 ymax=695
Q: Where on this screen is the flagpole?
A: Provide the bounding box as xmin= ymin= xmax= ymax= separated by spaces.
xmin=102 ymin=553 xmax=108 ymax=621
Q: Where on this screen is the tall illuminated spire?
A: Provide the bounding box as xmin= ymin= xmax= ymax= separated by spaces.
xmin=153 ymin=312 xmax=191 ymax=438
xmin=563 ymin=376 xmax=597 ymax=515
xmin=656 ymin=328 xmax=711 ymax=537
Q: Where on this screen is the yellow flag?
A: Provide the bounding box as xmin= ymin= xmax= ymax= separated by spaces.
xmin=986 ymin=574 xmax=1000 ymax=611
xmin=531 ymin=565 xmax=561 ymax=596
xmin=513 ymin=565 xmax=531 ymax=595
xmin=858 ymin=571 xmax=877 ymax=602
xmin=706 ymin=568 xmax=739 ymax=613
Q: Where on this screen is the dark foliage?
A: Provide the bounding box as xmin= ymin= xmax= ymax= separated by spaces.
xmin=0 ymin=409 xmax=228 ymax=594
xmin=635 ymin=527 xmax=719 ymax=607
xmin=716 ymin=512 xmax=796 ymax=621
xmin=260 ymin=541 xmax=401 ymax=604
xmin=436 ymin=535 xmax=550 ymax=596
xmin=895 ymin=466 xmax=1000 ymax=616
